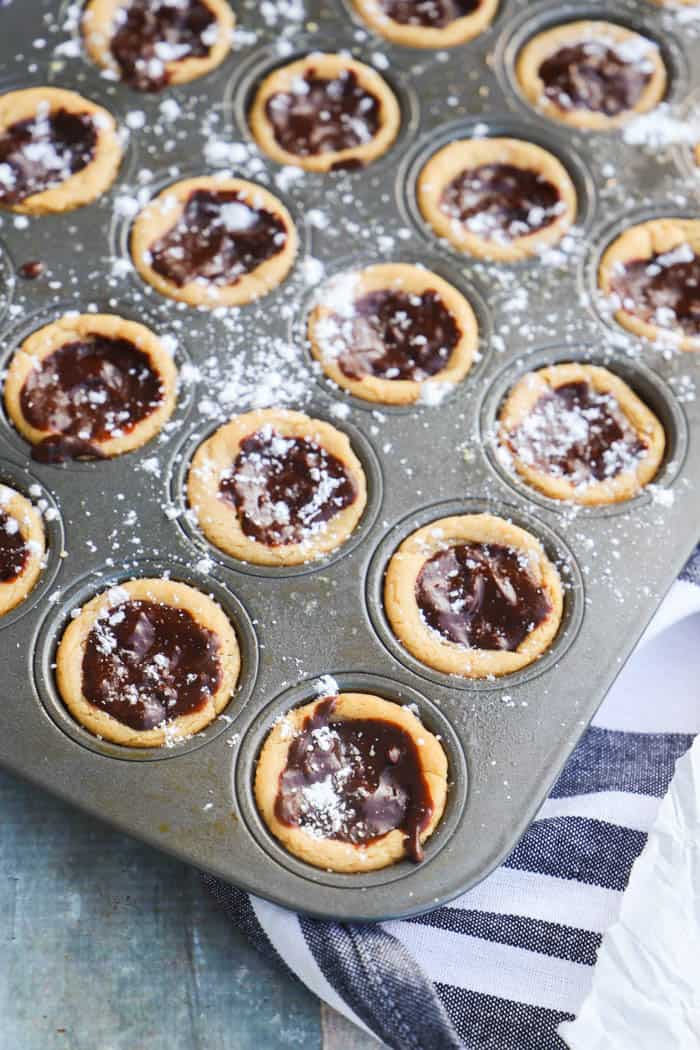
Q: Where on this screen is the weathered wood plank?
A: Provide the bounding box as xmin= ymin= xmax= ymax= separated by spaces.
xmin=0 ymin=770 xmax=322 ymax=1050
xmin=321 ymin=1005 xmax=383 ymax=1049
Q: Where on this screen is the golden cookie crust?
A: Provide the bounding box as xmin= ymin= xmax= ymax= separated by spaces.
xmin=82 ymin=0 xmax=234 ymax=88
xmin=417 ymin=137 xmax=577 ymax=262
xmin=598 ymin=218 xmax=700 ymax=351
xmin=352 ymin=0 xmax=498 ymax=48
xmin=516 ymin=21 xmax=667 ymax=131
xmin=254 ymin=692 xmax=448 ymax=872
xmin=187 ymin=408 xmax=368 ymax=566
xmin=4 ymin=313 xmax=178 ymax=458
xmin=385 ymin=512 xmax=564 ymax=678
xmin=0 ymin=88 xmax=122 ymax=215
xmin=55 ymin=577 xmax=240 ymax=748
xmin=0 ymin=485 xmax=46 ymax=616
xmin=498 ymin=363 xmax=666 ymax=506
xmin=307 ymin=263 xmax=478 ymax=405
xmin=249 ymin=53 xmax=401 ymax=173
xmin=130 ymin=176 xmax=297 ymax=307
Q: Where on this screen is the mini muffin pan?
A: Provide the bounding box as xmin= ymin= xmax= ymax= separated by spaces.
xmin=1 ymin=0 xmax=699 ymax=920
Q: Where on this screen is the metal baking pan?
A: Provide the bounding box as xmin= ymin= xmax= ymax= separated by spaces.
xmin=0 ymin=0 xmax=698 ymax=920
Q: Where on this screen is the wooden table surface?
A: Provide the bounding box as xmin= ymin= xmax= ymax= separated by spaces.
xmin=0 ymin=769 xmax=379 ymax=1050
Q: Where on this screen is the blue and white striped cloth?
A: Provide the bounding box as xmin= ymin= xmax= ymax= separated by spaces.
xmin=204 ymin=550 xmax=700 ymax=1049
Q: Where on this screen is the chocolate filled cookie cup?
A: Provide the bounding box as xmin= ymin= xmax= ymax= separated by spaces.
xmin=0 ymin=87 xmax=122 ymax=215
xmin=249 ymin=53 xmax=400 ymax=173
xmin=417 ymin=137 xmax=577 ymax=262
xmin=0 ymin=485 xmax=45 ymax=617
xmin=254 ymin=692 xmax=448 ymax=872
xmin=130 ymin=176 xmax=297 ymax=307
xmin=497 ymin=363 xmax=665 ymax=506
xmin=515 ymin=20 xmax=667 ymax=131
xmin=352 ymin=0 xmax=499 ymax=49
xmin=55 ymin=577 xmax=240 ymax=748
xmin=598 ymin=218 xmax=700 ymax=351
xmin=384 ymin=513 xmax=563 ymax=678
xmin=307 ymin=262 xmax=479 ymax=405
xmin=82 ymin=0 xmax=234 ymax=93
xmin=187 ymin=408 xmax=368 ymax=567
xmin=3 ymin=313 xmax=178 ymax=463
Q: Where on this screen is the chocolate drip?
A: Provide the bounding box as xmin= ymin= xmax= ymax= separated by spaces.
xmin=0 ymin=510 xmax=29 ymax=583
xmin=19 ymin=260 xmax=44 ymax=280
xmin=439 ymin=162 xmax=562 ymax=241
xmin=509 ymin=380 xmax=646 ymax=484
xmin=325 ymin=288 xmax=460 ymax=382
xmin=20 ymin=336 xmax=164 ymax=454
xmin=0 ymin=108 xmax=97 ymax=205
xmin=264 ymin=69 xmax=380 ymax=159
xmin=610 ymin=252 xmax=700 ymax=337
xmin=82 ymin=598 xmax=221 ymax=731
xmin=380 ymin=0 xmax=479 ymax=28
xmin=538 ymin=41 xmax=653 ymax=116
xmin=416 ymin=542 xmax=551 ymax=650
xmin=110 ymin=0 xmax=216 ymax=92
xmin=329 ymin=157 xmax=365 ymax=172
xmin=274 ymin=697 xmax=434 ymax=862
xmin=148 ymin=189 xmax=287 ymax=288
xmin=219 ymin=426 xmax=357 ymax=546
xmin=31 ymin=435 xmax=107 ymax=463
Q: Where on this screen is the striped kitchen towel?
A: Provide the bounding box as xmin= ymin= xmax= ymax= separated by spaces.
xmin=204 ymin=549 xmax=700 ymax=1050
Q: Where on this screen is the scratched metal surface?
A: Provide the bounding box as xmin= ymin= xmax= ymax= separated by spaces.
xmin=0 ymin=0 xmax=699 ymax=921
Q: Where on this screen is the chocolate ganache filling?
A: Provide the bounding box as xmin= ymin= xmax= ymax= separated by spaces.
xmin=110 ymin=0 xmax=217 ymax=92
xmin=609 ymin=250 xmax=700 ymax=337
xmin=380 ymin=0 xmax=480 ymax=28
xmin=264 ymin=69 xmax=380 ymax=161
xmin=538 ymin=40 xmax=654 ymax=117
xmin=416 ymin=542 xmax=552 ymax=650
xmin=274 ymin=696 xmax=434 ymax=862
xmin=508 ymin=380 xmax=647 ymax=485
xmin=0 ymin=511 xmax=29 ymax=583
xmin=219 ymin=426 xmax=357 ymax=546
xmin=148 ymin=189 xmax=287 ymax=288
xmin=82 ymin=598 xmax=221 ymax=731
xmin=325 ymin=288 xmax=461 ymax=381
xmin=439 ymin=163 xmax=562 ymax=241
xmin=0 ymin=108 xmax=97 ymax=205
xmin=20 ymin=335 xmax=164 ymax=459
